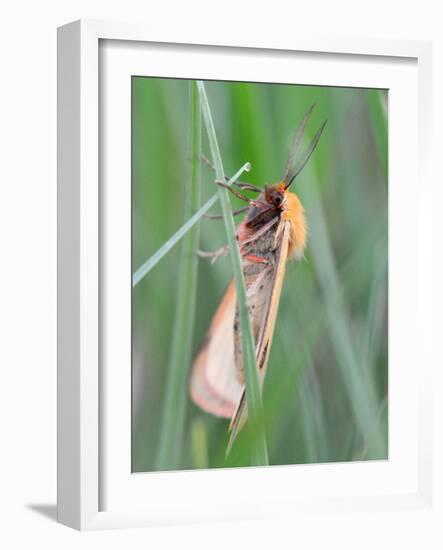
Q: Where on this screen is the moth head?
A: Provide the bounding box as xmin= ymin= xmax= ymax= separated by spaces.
xmin=265 ymin=182 xmax=286 ymax=208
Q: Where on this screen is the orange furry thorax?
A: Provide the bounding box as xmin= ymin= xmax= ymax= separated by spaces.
xmin=281 ymin=187 xmax=307 ymax=259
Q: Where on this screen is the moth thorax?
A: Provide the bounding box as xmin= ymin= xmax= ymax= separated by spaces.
xmin=282 ymin=191 xmax=307 ymax=259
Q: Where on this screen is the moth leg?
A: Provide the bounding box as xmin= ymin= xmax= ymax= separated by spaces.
xmin=215 ymin=181 xmax=269 ymax=210
xmin=234 ymin=182 xmax=263 ymax=193
xmin=242 ymin=254 xmax=269 ymax=265
xmin=245 ymin=206 xmax=277 ymax=230
xmin=216 ymin=180 xmax=269 ymax=211
xmin=198 ymin=244 xmax=230 ymax=264
xmin=215 ymin=180 xmax=252 ymax=203
xmin=204 ymin=206 xmax=249 ymax=220
xmin=241 ymin=216 xmax=279 ymax=246
xmin=201 ymin=155 xmax=262 ymax=193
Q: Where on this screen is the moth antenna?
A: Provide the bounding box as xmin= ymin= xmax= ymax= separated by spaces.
xmin=285 ymin=119 xmax=327 ymax=188
xmin=282 ymin=103 xmax=316 ymax=186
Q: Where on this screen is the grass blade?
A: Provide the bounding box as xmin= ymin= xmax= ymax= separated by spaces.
xmin=132 ymin=162 xmax=251 ymax=286
xmin=197 ymin=81 xmax=269 ymax=465
xmin=155 ymin=81 xmax=202 ymax=470
xmin=303 ymin=173 xmax=382 ymax=451
xmin=191 ymin=418 xmax=209 ymax=469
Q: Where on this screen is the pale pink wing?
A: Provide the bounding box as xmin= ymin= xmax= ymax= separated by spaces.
xmin=190 ymin=282 xmax=243 ymax=418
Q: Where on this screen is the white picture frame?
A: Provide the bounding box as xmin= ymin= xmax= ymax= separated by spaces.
xmin=57 ymin=19 xmax=435 ymax=531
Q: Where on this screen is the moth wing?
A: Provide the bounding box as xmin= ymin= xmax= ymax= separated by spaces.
xmin=256 ymin=220 xmax=291 ymax=375
xmin=190 ymin=282 xmax=243 ymax=418
xmin=227 ymin=220 xmax=291 ymax=452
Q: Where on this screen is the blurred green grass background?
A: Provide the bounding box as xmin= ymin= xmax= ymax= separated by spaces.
xmin=132 ymin=77 xmax=388 ymax=472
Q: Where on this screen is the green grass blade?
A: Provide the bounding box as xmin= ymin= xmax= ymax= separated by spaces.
xmin=155 ymin=81 xmax=202 ymax=470
xmin=191 ymin=418 xmax=209 ymax=469
xmin=132 ymin=162 xmax=251 ymax=286
xmin=303 ymin=175 xmax=381 ymax=451
xmin=197 ymin=80 xmax=269 ymax=466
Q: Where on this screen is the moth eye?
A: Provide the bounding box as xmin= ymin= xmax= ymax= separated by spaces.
xmin=274 ymin=195 xmax=282 ymax=206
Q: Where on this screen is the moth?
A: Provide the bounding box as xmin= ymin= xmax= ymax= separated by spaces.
xmin=190 ymin=104 xmax=327 ymax=453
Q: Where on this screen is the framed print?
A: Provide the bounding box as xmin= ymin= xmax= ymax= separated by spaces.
xmin=57 ymin=20 xmax=435 ymax=530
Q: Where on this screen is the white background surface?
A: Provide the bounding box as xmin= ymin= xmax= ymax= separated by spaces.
xmin=0 ymin=1 xmax=441 ymax=548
